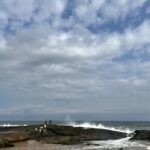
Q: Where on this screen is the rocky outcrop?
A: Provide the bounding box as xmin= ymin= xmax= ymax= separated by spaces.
xmin=48 ymin=125 xmax=127 ymax=140
xmin=0 ymin=139 xmax=14 ymax=148
xmin=0 ymin=131 xmax=29 ymax=142
xmin=130 ymin=130 xmax=150 ymax=141
xmin=30 ymin=125 xmax=127 ymax=144
xmin=0 ymin=131 xmax=29 ymax=148
xmin=0 ymin=124 xmax=127 ymax=146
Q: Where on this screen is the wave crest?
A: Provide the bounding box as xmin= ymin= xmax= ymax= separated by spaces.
xmin=0 ymin=124 xmax=27 ymax=127
xmin=69 ymin=122 xmax=133 ymax=134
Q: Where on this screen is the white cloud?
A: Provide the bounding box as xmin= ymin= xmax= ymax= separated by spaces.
xmin=7 ymin=0 xmax=34 ymax=20
xmin=0 ymin=0 xmax=147 ymax=31
xmin=49 ymin=20 xmax=150 ymax=59
xmin=0 ymin=36 xmax=7 ymax=49
xmin=0 ymin=11 xmax=8 ymax=29
xmin=0 ymin=0 xmax=68 ymax=32
xmin=33 ymin=0 xmax=67 ymax=24
xmin=101 ymin=0 xmax=146 ymax=20
xmin=0 ymin=0 xmax=150 ymax=119
xmin=74 ymin=0 xmax=147 ymax=26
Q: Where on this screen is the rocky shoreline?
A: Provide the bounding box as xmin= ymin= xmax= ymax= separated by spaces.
xmin=0 ymin=124 xmax=126 ymax=148
xmin=130 ymin=130 xmax=150 ymax=141
xmin=0 ymin=124 xmax=149 ymax=149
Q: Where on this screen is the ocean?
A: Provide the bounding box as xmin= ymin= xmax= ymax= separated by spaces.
xmin=0 ymin=121 xmax=150 ymax=150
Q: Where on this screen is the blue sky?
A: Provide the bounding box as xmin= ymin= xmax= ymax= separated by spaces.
xmin=0 ymin=0 xmax=150 ymax=121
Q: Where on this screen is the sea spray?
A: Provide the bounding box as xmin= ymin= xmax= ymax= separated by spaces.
xmin=84 ymin=137 xmax=148 ymax=149
xmin=69 ymin=122 xmax=133 ymax=134
xmin=0 ymin=124 xmax=27 ymax=127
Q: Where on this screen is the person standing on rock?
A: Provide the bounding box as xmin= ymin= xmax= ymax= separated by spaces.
xmin=44 ymin=121 xmax=47 ymax=134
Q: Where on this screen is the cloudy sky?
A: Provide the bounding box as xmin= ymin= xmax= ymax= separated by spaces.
xmin=0 ymin=0 xmax=150 ymax=121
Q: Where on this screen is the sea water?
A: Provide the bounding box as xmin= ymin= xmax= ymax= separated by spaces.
xmin=0 ymin=121 xmax=150 ymax=150
xmin=68 ymin=121 xmax=150 ymax=150
xmin=66 ymin=121 xmax=150 ymax=149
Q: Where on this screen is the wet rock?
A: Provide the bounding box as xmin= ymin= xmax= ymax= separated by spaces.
xmin=0 ymin=124 xmax=127 ymax=146
xmin=0 ymin=131 xmax=29 ymax=142
xmin=130 ymin=130 xmax=150 ymax=141
xmin=0 ymin=131 xmax=29 ymax=148
xmin=0 ymin=139 xmax=14 ymax=148
xmin=36 ymin=125 xmax=127 ymax=144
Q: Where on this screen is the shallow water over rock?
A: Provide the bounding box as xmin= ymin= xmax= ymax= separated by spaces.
xmin=1 ymin=140 xmax=148 ymax=150
xmin=4 ymin=140 xmax=84 ymax=150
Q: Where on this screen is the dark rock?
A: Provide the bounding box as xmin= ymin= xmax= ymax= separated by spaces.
xmin=39 ymin=136 xmax=81 ymax=145
xmin=35 ymin=125 xmax=127 ymax=144
xmin=84 ymin=142 xmax=100 ymax=146
xmin=0 ymin=124 xmax=127 ymax=145
xmin=0 ymin=131 xmax=29 ymax=142
xmin=0 ymin=131 xmax=29 ymax=148
xmin=130 ymin=130 xmax=150 ymax=141
xmin=0 ymin=139 xmax=14 ymax=148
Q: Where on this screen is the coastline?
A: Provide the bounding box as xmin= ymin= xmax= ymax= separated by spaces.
xmin=3 ymin=140 xmax=148 ymax=150
xmin=0 ymin=123 xmax=126 ymax=148
xmin=0 ymin=123 xmax=149 ymax=150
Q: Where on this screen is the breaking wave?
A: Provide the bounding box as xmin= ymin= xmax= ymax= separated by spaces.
xmin=84 ymin=137 xmax=150 ymax=149
xmin=0 ymin=124 xmax=27 ymax=127
xmin=67 ymin=122 xmax=150 ymax=149
xmin=68 ymin=122 xmax=133 ymax=134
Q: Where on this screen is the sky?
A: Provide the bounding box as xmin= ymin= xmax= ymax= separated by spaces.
xmin=0 ymin=0 xmax=150 ymax=121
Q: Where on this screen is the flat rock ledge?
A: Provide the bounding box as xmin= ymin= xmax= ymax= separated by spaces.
xmin=0 ymin=124 xmax=127 ymax=147
xmin=0 ymin=131 xmax=29 ymax=148
xmin=29 ymin=124 xmax=127 ymax=144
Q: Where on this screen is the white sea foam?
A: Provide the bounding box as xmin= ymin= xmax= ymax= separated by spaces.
xmin=69 ymin=122 xmax=133 ymax=134
xmin=0 ymin=124 xmax=27 ymax=127
xmin=83 ymin=137 xmax=148 ymax=149
xmin=67 ymin=122 xmax=149 ymax=149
